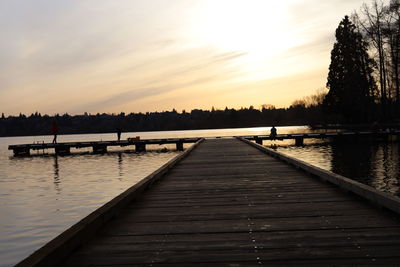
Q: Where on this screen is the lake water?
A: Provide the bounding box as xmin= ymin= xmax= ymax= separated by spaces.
xmin=1 ymin=126 xmax=399 ymax=266
xmin=277 ymin=140 xmax=400 ymax=197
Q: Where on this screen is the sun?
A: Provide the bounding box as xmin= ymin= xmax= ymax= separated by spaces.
xmin=185 ymin=0 xmax=304 ymax=80
xmin=191 ymin=1 xmax=301 ymax=55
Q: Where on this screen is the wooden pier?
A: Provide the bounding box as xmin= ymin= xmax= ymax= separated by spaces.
xmin=17 ymin=138 xmax=400 ymax=266
xmin=8 ymin=138 xmax=200 ymax=156
xmin=242 ymin=129 xmax=400 ymax=146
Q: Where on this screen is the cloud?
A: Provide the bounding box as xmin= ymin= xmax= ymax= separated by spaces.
xmin=280 ymin=33 xmax=334 ymax=59
xmin=0 ymin=0 xmax=186 ymax=89
xmin=71 ymin=48 xmax=246 ymax=113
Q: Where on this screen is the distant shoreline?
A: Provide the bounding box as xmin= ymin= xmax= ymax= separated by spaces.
xmin=0 ymin=124 xmax=307 ymax=138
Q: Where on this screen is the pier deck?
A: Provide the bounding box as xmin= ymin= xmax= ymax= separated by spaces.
xmin=60 ymin=138 xmax=400 ymax=266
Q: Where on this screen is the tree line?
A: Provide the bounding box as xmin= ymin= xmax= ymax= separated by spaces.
xmin=0 ymin=105 xmax=325 ymax=137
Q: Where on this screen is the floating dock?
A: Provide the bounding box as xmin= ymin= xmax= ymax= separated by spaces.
xmin=242 ymin=129 xmax=400 ymax=145
xmin=16 ymin=138 xmax=400 ymax=266
xmin=8 ymin=138 xmax=201 ymax=156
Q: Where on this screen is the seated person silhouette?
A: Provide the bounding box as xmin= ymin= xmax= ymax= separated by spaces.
xmin=270 ymin=126 xmax=277 ymax=140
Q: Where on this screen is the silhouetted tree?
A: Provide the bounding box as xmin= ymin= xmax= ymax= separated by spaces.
xmin=388 ymin=0 xmax=400 ymax=116
xmin=353 ymin=0 xmax=400 ymax=120
xmin=360 ymin=2 xmax=388 ymax=115
xmin=324 ymin=16 xmax=376 ymax=123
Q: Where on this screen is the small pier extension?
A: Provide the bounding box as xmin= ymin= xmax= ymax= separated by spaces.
xmin=245 ymin=129 xmax=400 ymax=146
xmin=16 ymin=138 xmax=400 ymax=266
xmin=8 ymin=138 xmax=200 ymax=156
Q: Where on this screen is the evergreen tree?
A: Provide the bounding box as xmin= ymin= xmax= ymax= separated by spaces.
xmin=324 ymin=16 xmax=376 ymax=123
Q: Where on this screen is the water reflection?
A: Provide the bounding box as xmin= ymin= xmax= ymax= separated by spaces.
xmin=53 ymin=156 xmax=61 ymax=193
xmin=118 ymin=152 xmax=123 ymax=178
xmin=330 ymin=140 xmax=374 ymax=185
xmin=370 ymin=143 xmax=400 ymax=195
xmin=278 ymin=140 xmax=400 ymax=197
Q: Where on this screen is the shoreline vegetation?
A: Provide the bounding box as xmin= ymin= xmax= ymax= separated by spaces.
xmin=0 ymin=106 xmax=322 ymax=137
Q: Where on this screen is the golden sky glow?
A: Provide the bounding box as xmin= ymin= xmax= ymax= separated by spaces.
xmin=0 ymin=0 xmax=370 ymax=115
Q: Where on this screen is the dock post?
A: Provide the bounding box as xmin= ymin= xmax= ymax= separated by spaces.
xmin=254 ymin=136 xmax=263 ymax=145
xmin=135 ymin=143 xmax=146 ymax=152
xmin=55 ymin=146 xmax=71 ymax=155
xmin=13 ymin=147 xmax=30 ymax=156
xmin=295 ymin=137 xmax=304 ymax=146
xmin=93 ymin=145 xmax=107 ymax=154
xmin=176 ymin=141 xmax=184 ymax=151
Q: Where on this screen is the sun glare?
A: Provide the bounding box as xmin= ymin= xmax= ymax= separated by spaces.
xmin=187 ymin=0 xmax=304 ymax=80
xmin=202 ymin=1 xmax=286 ymax=51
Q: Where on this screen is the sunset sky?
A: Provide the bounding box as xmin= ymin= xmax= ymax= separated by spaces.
xmin=0 ymin=0 xmax=370 ymax=115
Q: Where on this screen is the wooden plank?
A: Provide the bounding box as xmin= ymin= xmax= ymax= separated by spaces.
xmin=75 ymin=227 xmax=400 ymax=250
xmin=100 ymin=214 xmax=400 ymax=236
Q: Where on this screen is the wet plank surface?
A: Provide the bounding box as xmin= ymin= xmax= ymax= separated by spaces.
xmin=62 ymin=138 xmax=400 ymax=266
